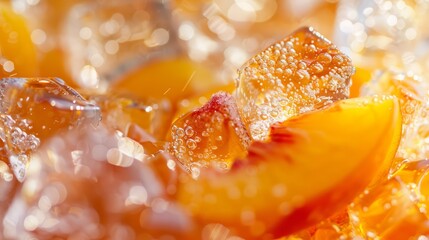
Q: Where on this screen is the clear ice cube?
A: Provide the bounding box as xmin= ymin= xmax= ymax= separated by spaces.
xmin=0 ymin=77 xmax=100 ymax=182
xmin=2 ymin=124 xmax=194 ymax=239
xmin=235 ymin=27 xmax=353 ymax=141
xmin=62 ymin=0 xmax=179 ymax=91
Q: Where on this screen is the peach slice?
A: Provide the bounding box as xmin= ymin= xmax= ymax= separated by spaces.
xmin=176 ymin=95 xmax=402 ymax=238
xmin=0 ymin=3 xmax=38 ymax=78
xmin=235 ymin=26 xmax=354 ymax=141
xmin=111 ymin=57 xmax=218 ymax=102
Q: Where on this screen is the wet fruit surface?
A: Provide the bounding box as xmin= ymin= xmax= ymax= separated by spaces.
xmin=111 ymin=57 xmax=218 ymax=102
xmin=176 ymin=96 xmax=401 ymax=238
xmin=2 ymin=2 xmax=429 ymax=236
xmin=235 ymin=27 xmax=354 ymax=141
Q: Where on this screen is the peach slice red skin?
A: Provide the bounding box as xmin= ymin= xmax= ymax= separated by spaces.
xmin=269 ymin=97 xmax=402 ymax=236
xmin=176 ymin=96 xmax=402 ymax=238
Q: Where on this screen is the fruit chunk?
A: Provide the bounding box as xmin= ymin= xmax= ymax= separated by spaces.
xmin=16 ymin=0 xmax=87 ymax=87
xmin=111 ymin=57 xmax=218 ymax=102
xmin=0 ymin=78 xmax=100 ymax=181
xmin=349 ymin=67 xmax=372 ymax=97
xmin=0 ymin=3 xmax=38 ymax=78
xmin=170 ymin=92 xmax=250 ymax=172
xmin=235 ymin=26 xmax=353 ymax=141
xmin=176 ymin=95 xmax=401 ymax=238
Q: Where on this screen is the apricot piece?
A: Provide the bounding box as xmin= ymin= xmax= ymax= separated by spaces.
xmin=111 ymin=57 xmax=218 ymax=102
xmin=170 ymin=92 xmax=250 ymax=172
xmin=176 ymin=95 xmax=401 ymax=238
xmin=0 ymin=3 xmax=38 ymax=78
xmin=235 ymin=26 xmax=353 ymax=141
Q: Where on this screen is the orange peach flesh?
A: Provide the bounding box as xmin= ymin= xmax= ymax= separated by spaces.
xmin=176 ymin=96 xmax=402 ymax=238
xmin=111 ymin=57 xmax=218 ymax=102
xmin=0 ymin=3 xmax=38 ymax=78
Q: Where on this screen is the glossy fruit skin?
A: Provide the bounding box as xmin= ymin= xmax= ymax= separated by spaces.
xmin=176 ymin=96 xmax=402 ymax=238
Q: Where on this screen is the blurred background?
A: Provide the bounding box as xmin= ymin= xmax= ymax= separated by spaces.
xmin=0 ymin=0 xmax=340 ymax=92
xmin=1 ymin=0 xmax=429 ymax=107
xmin=2 ymin=1 xmax=429 ymax=239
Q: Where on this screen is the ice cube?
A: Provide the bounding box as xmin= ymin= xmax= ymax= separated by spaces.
xmin=62 ymin=0 xmax=178 ymax=91
xmin=2 ymin=124 xmax=195 ymax=239
xmin=334 ymin=0 xmax=429 ymax=72
xmin=93 ymin=94 xmax=173 ymax=140
xmin=235 ymin=27 xmax=353 ymax=140
xmin=349 ymin=160 xmax=429 ymax=239
xmin=0 ymin=77 xmax=100 ymax=182
xmin=173 ymin=0 xmax=340 ymax=84
xmin=361 ymin=71 xmax=429 ymax=163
